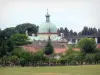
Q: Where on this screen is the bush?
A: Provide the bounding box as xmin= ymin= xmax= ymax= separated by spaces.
xmin=78 ymin=38 xmax=96 ymax=53
xmin=85 ymin=54 xmax=95 ymax=64
xmin=95 ymin=53 xmax=100 ymax=64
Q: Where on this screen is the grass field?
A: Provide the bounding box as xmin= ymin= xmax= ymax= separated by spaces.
xmin=0 ymin=65 xmax=100 ymax=75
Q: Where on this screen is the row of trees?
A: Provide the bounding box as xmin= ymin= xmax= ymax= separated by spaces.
xmin=57 ymin=27 xmax=77 ymax=36
xmin=0 ymin=33 xmax=100 ymax=66
xmin=58 ymin=26 xmax=100 ymax=36
xmin=0 ymin=44 xmax=100 ymax=66
xmin=1 ymin=23 xmax=100 ymax=39
xmin=0 ymin=23 xmax=100 ymax=66
xmin=1 ymin=23 xmax=38 ymax=39
xmin=1 ymin=49 xmax=100 ymax=66
xmin=0 ymin=29 xmax=54 ymax=66
xmin=60 ymin=50 xmax=100 ymax=65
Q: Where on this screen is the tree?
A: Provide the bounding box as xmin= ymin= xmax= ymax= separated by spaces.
xmin=79 ymin=26 xmax=98 ymax=35
xmin=44 ymin=37 xmax=54 ymax=55
xmin=78 ymin=38 xmax=96 ymax=53
xmin=44 ymin=37 xmax=54 ymax=66
xmin=69 ymin=29 xmax=73 ymax=36
xmin=31 ymin=51 xmax=46 ymax=66
xmin=95 ymin=53 xmax=100 ymax=64
xmin=3 ymin=27 xmax=16 ymax=38
xmin=12 ymin=47 xmax=25 ymax=58
xmin=0 ymin=40 xmax=8 ymax=57
xmin=11 ymin=33 xmax=31 ymax=46
xmin=85 ymin=54 xmax=95 ymax=64
xmin=8 ymin=55 xmax=19 ymax=65
xmin=6 ymin=39 xmax=14 ymax=54
xmin=0 ymin=31 xmax=14 ymax=57
xmin=15 ymin=23 xmax=38 ymax=35
xmin=64 ymin=27 xmax=69 ymax=36
xmin=82 ymin=26 xmax=89 ymax=35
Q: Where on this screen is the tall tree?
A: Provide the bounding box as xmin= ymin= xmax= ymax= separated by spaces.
xmin=44 ymin=37 xmax=54 ymax=55
xmin=0 ymin=31 xmax=14 ymax=57
xmin=64 ymin=27 xmax=69 ymax=36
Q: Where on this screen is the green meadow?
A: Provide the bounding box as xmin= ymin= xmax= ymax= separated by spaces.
xmin=0 ymin=65 xmax=100 ymax=75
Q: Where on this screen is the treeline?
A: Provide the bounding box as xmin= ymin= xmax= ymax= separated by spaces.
xmin=0 ymin=47 xmax=100 ymax=67
xmin=58 ymin=26 xmax=100 ymax=36
xmin=0 ymin=23 xmax=38 ymax=39
xmin=1 ymin=23 xmax=100 ymax=38
xmin=0 ymin=23 xmax=100 ymax=67
xmin=0 ymin=36 xmax=100 ymax=66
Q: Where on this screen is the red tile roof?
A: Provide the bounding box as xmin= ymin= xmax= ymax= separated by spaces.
xmin=22 ymin=45 xmax=67 ymax=53
xmin=97 ymin=44 xmax=100 ymax=48
xmin=54 ymin=48 xmax=66 ymax=54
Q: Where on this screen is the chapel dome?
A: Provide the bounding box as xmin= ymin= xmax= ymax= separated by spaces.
xmin=39 ymin=10 xmax=57 ymax=33
xmin=39 ymin=22 xmax=57 ymax=33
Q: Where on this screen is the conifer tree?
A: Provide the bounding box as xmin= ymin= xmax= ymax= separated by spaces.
xmin=44 ymin=36 xmax=54 ymax=55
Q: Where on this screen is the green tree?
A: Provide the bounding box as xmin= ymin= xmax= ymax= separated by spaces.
xmin=8 ymin=55 xmax=19 ymax=65
xmin=15 ymin=23 xmax=38 ymax=35
xmin=95 ymin=53 xmax=100 ymax=64
xmin=78 ymin=38 xmax=96 ymax=53
xmin=44 ymin=37 xmax=54 ymax=55
xmin=85 ymin=54 xmax=95 ymax=64
xmin=3 ymin=27 xmax=16 ymax=38
xmin=44 ymin=37 xmax=54 ymax=66
xmin=11 ymin=33 xmax=31 ymax=46
xmin=6 ymin=39 xmax=14 ymax=54
xmin=12 ymin=47 xmax=25 ymax=58
xmin=0 ymin=40 xmax=8 ymax=57
xmin=0 ymin=31 xmax=14 ymax=57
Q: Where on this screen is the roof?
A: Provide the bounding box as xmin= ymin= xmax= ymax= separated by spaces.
xmin=22 ymin=45 xmax=67 ymax=54
xmin=54 ymin=48 xmax=66 ymax=54
xmin=39 ymin=22 xmax=57 ymax=33
xmin=39 ymin=11 xmax=57 ymax=33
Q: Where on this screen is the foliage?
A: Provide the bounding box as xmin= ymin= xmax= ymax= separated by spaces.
xmin=2 ymin=27 xmax=16 ymax=38
xmin=85 ymin=53 xmax=96 ymax=64
xmin=12 ymin=47 xmax=25 ymax=57
xmin=12 ymin=47 xmax=46 ymax=66
xmin=8 ymin=55 xmax=19 ymax=65
xmin=95 ymin=53 xmax=100 ymax=63
xmin=58 ymin=26 xmax=100 ymax=37
xmin=44 ymin=38 xmax=54 ymax=55
xmin=80 ymin=26 xmax=97 ymax=35
xmin=15 ymin=23 xmax=38 ymax=35
xmin=78 ymin=38 xmax=96 ymax=53
xmin=0 ymin=38 xmax=14 ymax=57
xmin=58 ymin=27 xmax=77 ymax=36
xmin=11 ymin=33 xmax=31 ymax=46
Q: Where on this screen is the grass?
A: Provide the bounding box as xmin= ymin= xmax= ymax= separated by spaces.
xmin=0 ymin=65 xmax=100 ymax=75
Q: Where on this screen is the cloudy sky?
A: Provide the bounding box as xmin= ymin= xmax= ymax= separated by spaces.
xmin=0 ymin=0 xmax=100 ymax=32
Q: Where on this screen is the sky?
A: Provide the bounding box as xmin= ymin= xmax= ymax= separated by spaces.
xmin=0 ymin=0 xmax=100 ymax=32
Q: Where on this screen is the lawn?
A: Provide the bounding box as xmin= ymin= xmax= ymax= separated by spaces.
xmin=0 ymin=65 xmax=100 ymax=75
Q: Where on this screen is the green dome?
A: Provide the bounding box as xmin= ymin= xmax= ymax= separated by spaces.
xmin=39 ymin=10 xmax=57 ymax=33
xmin=39 ymin=22 xmax=57 ymax=33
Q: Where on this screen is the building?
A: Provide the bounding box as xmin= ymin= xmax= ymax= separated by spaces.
xmin=24 ymin=10 xmax=68 ymax=55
